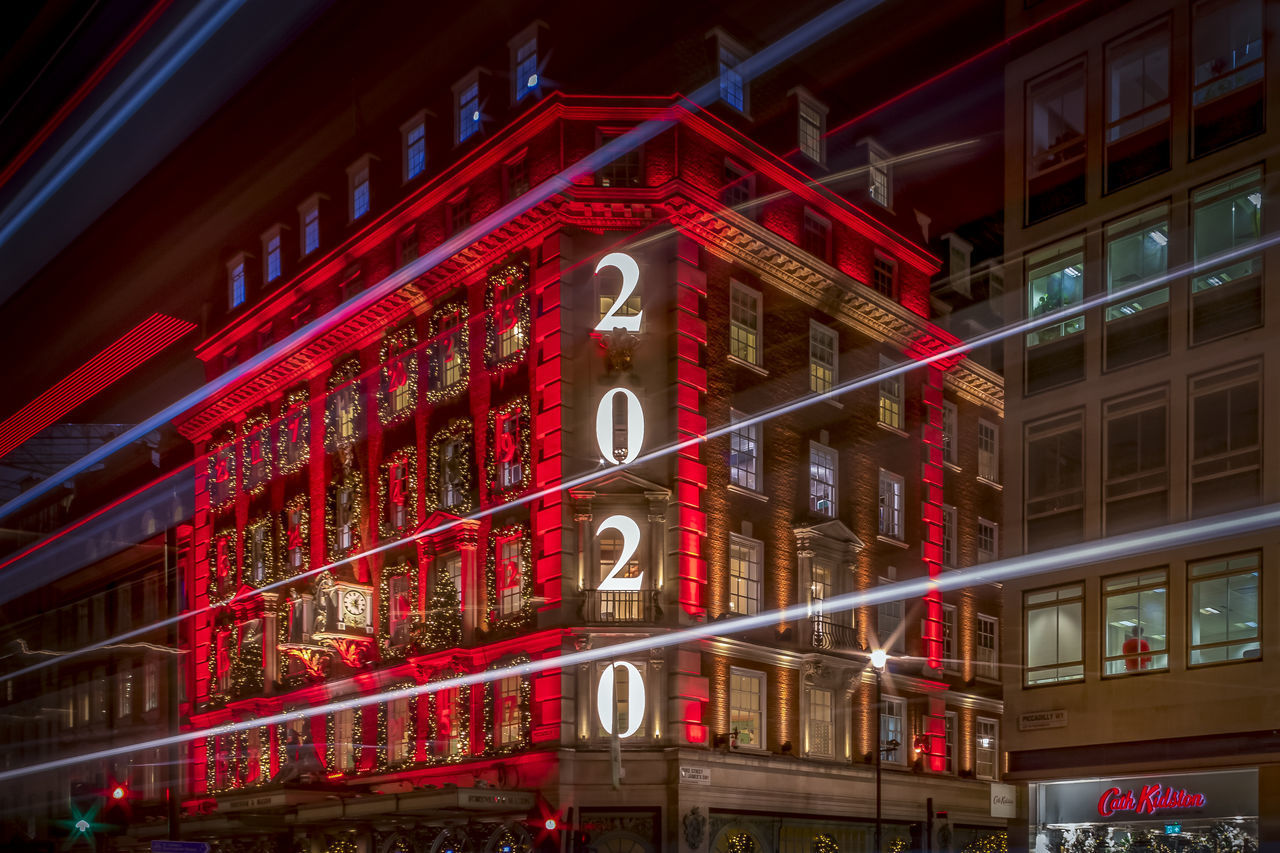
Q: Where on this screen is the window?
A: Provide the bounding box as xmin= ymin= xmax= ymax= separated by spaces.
xmin=729 ymin=413 xmax=760 ymax=492
xmin=879 ymin=696 xmax=905 ymax=763
xmin=263 ymin=229 xmax=282 ymax=284
xmin=723 ymin=160 xmax=753 ymax=213
xmin=513 ymin=32 xmax=538 ymax=101
xmin=144 ymin=661 xmax=159 ymax=711
xmin=1025 ymin=584 xmax=1084 ymax=685
xmin=868 ymin=146 xmax=891 ymax=207
xmin=228 ymin=257 xmax=246 ymax=310
xmin=942 ymin=604 xmax=957 ymax=672
xmin=1026 ymin=237 xmax=1085 ymax=349
xmin=433 ymin=307 xmax=466 ymax=392
xmin=457 ymin=78 xmax=481 ymax=143
xmin=729 ymin=669 xmax=764 ymax=748
xmin=1190 ymin=552 xmax=1260 ymax=665
xmin=944 ymin=711 xmax=957 ymax=773
xmin=440 ymin=552 xmax=464 ymax=612
xmin=448 ymin=193 xmax=471 ymax=235
xmin=1025 ymin=411 xmax=1084 ymax=552
xmin=440 ymin=437 xmax=468 ymax=509
xmin=387 ymin=696 xmax=412 ymax=765
xmin=942 ymin=505 xmax=957 ymax=568
xmin=975 ymin=718 xmax=998 ymax=780
xmin=878 ymin=576 xmax=904 ymax=653
xmin=349 ymin=157 xmax=371 ymax=220
xmin=597 ymin=662 xmax=643 ymax=737
xmin=797 ymin=97 xmax=826 ymax=163
xmin=729 ymin=534 xmax=762 ymax=615
xmin=504 ymin=154 xmax=529 ymax=200
xmin=596 ymin=131 xmax=642 ymax=188
xmin=403 ymin=117 xmax=426 ymax=180
xmin=718 ymin=42 xmax=747 ymax=112
xmin=873 ymin=254 xmax=896 ymax=299
xmin=1190 ymin=361 xmax=1261 ymax=516
xmin=496 ymin=675 xmax=522 ymax=746
xmin=386 ymin=573 xmax=411 ymax=646
xmin=1103 ymin=570 xmax=1168 ymax=675
xmin=495 ymin=407 xmax=523 ymax=489
xmin=729 ymin=281 xmax=762 ymax=366
xmin=878 ymin=470 xmax=904 ymax=540
xmin=335 ymin=483 xmax=356 ymax=552
xmin=247 ymin=520 xmax=270 ymax=585
xmin=977 ymin=519 xmax=998 ymax=563
xmin=942 ymin=401 xmax=958 ymax=465
xmin=596 ymin=526 xmax=643 ymax=621
xmin=976 ymin=614 xmax=998 ymax=678
xmin=807 ymin=687 xmax=833 ymax=758
xmin=333 ymin=708 xmax=356 ymax=772
xmin=1104 ymin=388 xmax=1168 ymax=534
xmin=1191 ymin=170 xmax=1263 ymax=343
xmin=1105 ymin=205 xmax=1170 ymax=368
xmin=809 ymin=322 xmax=837 ymax=394
xmin=497 ymin=537 xmax=523 ymax=617
xmin=977 ymin=419 xmax=999 ymax=482
xmin=1026 ymin=62 xmax=1086 ymax=222
xmin=493 ymin=271 xmax=524 ymax=360
xmin=1192 ymin=0 xmax=1264 ymax=155
xmin=387 ymin=458 xmax=411 ymax=531
xmin=801 ymin=209 xmax=831 ymax=262
xmin=1106 ymin=22 xmax=1171 ymax=190
xmin=809 ymin=442 xmax=837 ymax=517
xmin=300 ymin=196 xmax=320 ymax=256
xmin=878 ymin=356 xmax=903 ymax=430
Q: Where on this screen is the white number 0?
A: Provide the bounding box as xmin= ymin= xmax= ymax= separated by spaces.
xmin=596 ymin=514 xmax=642 ymax=591
xmin=594 ymin=252 xmax=642 ymax=333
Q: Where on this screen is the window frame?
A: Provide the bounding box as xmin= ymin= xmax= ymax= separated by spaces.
xmin=713 ymin=31 xmax=751 ymax=114
xmin=1024 ymin=410 xmax=1086 ymax=552
xmin=227 ymin=254 xmax=247 ymax=310
xmin=806 ymin=686 xmax=834 ymax=759
xmin=942 ymin=504 xmax=957 ymax=568
xmin=794 ymin=89 xmax=828 ymax=165
xmin=1188 ymin=360 xmax=1262 ymax=517
xmin=942 ymin=400 xmax=958 ymax=466
xmin=262 ymin=225 xmax=284 ymax=285
xmin=1102 ymin=568 xmax=1170 ymax=676
xmin=809 ymin=441 xmax=838 ymax=518
xmin=879 ymin=695 xmax=906 ymax=765
xmin=453 ymin=69 xmax=483 ymax=145
xmin=728 ymin=280 xmax=763 ymax=367
xmin=976 ymin=613 xmax=999 ymax=679
xmin=802 ymin=208 xmax=832 ymax=263
xmin=728 ymin=410 xmax=761 ymax=493
xmin=508 ymin=23 xmax=542 ymax=104
xmin=808 ymin=320 xmax=838 ymax=394
xmin=729 ymin=667 xmax=766 ymax=750
xmin=942 ymin=603 xmax=958 ymax=673
xmin=878 ymin=469 xmax=905 ymax=541
xmin=1188 ymin=550 xmax=1261 ymax=667
xmin=402 ymin=112 xmax=427 ymax=182
xmin=1189 ymin=168 xmax=1264 ymax=344
xmin=872 ymin=253 xmax=897 ymax=299
xmin=943 ymin=710 xmax=958 ymax=774
xmin=977 ymin=418 xmax=1000 ymax=483
xmin=868 ymin=143 xmax=892 ymax=208
xmin=729 ymin=533 xmax=763 ymax=616
xmin=1024 ymin=583 xmax=1085 ymax=686
xmin=975 ymin=717 xmax=999 ymax=780
xmin=977 ymin=518 xmax=998 ymax=563
xmin=298 ymin=194 xmax=322 ymax=257
xmin=347 ymin=155 xmax=373 ymax=222
xmin=878 ymin=355 xmax=904 ymax=430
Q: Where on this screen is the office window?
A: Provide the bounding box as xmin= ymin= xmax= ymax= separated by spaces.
xmin=807 ymin=687 xmax=833 ymax=758
xmin=978 ymin=419 xmax=999 ymax=482
xmin=802 ymin=209 xmax=831 ymax=262
xmin=942 ymin=401 xmax=958 ymax=465
xmin=404 ymin=117 xmax=424 ymax=179
xmin=729 ymin=412 xmax=760 ymax=491
xmin=719 ymin=44 xmax=746 ymax=111
xmin=1106 ymin=22 xmax=1171 ymax=190
xmin=1192 ymin=0 xmax=1264 ymax=156
xmin=809 ymin=322 xmax=837 ymax=394
xmin=1026 ymin=237 xmax=1085 ymax=349
xmin=944 ymin=711 xmax=957 ymax=773
xmin=300 ymin=197 xmax=320 ymax=256
xmin=942 ymin=604 xmax=957 ymax=671
xmin=722 ymin=160 xmax=753 ymax=213
xmin=880 ymin=696 xmax=905 ymax=763
xmin=976 ymin=614 xmax=998 ymax=678
xmin=977 ymin=519 xmax=998 ymax=563
xmin=878 ymin=576 xmax=904 ymax=653
xmin=798 ymin=100 xmax=826 ymax=163
xmin=1103 ymin=570 xmax=1168 ymax=675
xmin=1025 ymin=412 xmax=1084 ymax=551
xmin=263 ymin=230 xmax=282 ymax=284
xmin=809 ymin=442 xmax=837 ymax=517
xmin=729 ymin=669 xmax=764 ymax=748
xmin=878 ymin=356 xmax=903 ymax=430
xmin=1191 ymin=170 xmax=1263 ymax=343
xmin=349 ymin=158 xmax=370 ymax=220
xmin=597 ymin=131 xmax=642 ymax=188
xmin=1025 ymin=584 xmax=1084 ymax=685
xmin=1104 ymin=388 xmax=1168 ymax=534
xmin=228 ymin=258 xmax=246 ymax=310
xmin=729 ymin=281 xmax=762 ymax=366
xmin=868 ymin=146 xmax=891 ymax=207
xmin=729 ymin=534 xmax=762 ymax=615
xmin=1190 ymin=552 xmax=1260 ymax=665
xmin=975 ymin=718 xmax=998 ymax=780
xmin=873 ymin=254 xmax=896 ymax=298
xmin=514 ymin=34 xmax=538 ymax=101
xmin=457 ymin=80 xmax=480 ymax=143
xmin=1105 ymin=205 xmax=1170 ymax=369
xmin=878 ymin=470 xmax=904 ymax=540
xmin=1026 ymin=62 xmax=1086 ymax=222
xmin=942 ymin=505 xmax=957 ymax=568
xmin=1190 ymin=361 xmax=1261 ymax=516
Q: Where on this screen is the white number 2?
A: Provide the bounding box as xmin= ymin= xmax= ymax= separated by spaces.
xmin=594 ymin=252 xmax=642 ymax=333
xmin=596 ymin=514 xmax=642 ymax=591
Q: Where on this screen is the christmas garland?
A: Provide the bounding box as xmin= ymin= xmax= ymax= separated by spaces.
xmin=484 ymin=255 xmax=531 ymax=371
xmin=426 ymin=418 xmax=473 ymax=515
xmin=325 ymin=468 xmax=366 ymax=563
xmin=482 ymin=654 xmax=532 ymax=756
xmin=324 ymin=358 xmax=364 ymax=452
xmin=276 ymin=388 xmax=310 ymax=475
xmin=425 ymin=301 xmax=469 ymax=403
xmin=425 ymin=669 xmax=471 ymax=764
xmin=206 ymin=615 xmax=234 ymax=706
xmin=206 ymin=440 xmax=237 ymax=511
xmin=484 ymin=523 xmax=534 ymax=635
xmin=375 ymin=681 xmax=419 ymax=772
xmin=377 ymin=557 xmax=420 ymax=660
xmin=208 ymin=528 xmax=238 ymax=605
xmin=485 ymin=395 xmax=531 ymax=503
xmin=281 ymin=493 xmax=309 ymax=578
xmin=275 ymin=599 xmax=308 ymax=690
xmin=241 ymin=515 xmax=275 ymax=588
xmin=241 ymin=411 xmax=273 ymax=496
xmin=229 ymin=619 xmax=265 ymax=698
xmin=324 ymin=707 xmax=363 ymax=774
xmin=812 ymin=836 xmax=838 ymax=853
xmin=377 ymin=325 xmax=419 ymax=426
xmin=378 ymin=445 xmax=418 ymax=541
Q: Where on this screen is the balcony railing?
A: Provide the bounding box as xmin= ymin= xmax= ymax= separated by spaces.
xmin=581 ymin=589 xmax=658 ymax=624
xmin=810 ymin=617 xmax=858 ymax=651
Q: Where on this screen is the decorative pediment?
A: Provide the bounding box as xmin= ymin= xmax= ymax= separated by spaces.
xmin=794 ymin=519 xmax=865 ymax=551
xmin=568 ymin=469 xmax=670 ymax=501
xmin=412 ymin=510 xmax=480 ymax=551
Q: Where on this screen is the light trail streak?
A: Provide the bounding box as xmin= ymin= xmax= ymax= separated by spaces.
xmin=3 ymin=499 xmax=1277 ymax=784
xmin=0 ymin=0 xmax=886 ymax=524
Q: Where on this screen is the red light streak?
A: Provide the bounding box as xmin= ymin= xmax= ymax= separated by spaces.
xmin=0 ymin=312 xmax=194 ymax=460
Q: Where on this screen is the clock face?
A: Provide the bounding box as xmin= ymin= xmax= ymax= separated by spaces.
xmin=342 ymin=590 xmax=367 ymax=622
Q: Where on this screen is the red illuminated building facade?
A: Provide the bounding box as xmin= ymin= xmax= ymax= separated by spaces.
xmin=167 ymin=81 xmax=1006 ymax=850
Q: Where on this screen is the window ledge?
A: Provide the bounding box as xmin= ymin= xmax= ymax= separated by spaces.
xmin=731 ymin=745 xmax=769 ymax=755
xmin=1100 ymin=667 xmax=1170 ymax=680
xmin=943 ymin=462 xmax=962 ymax=473
xmin=728 ymin=354 xmax=769 ymax=376
xmin=727 ymin=484 xmax=769 ymax=502
xmin=877 ymin=535 xmax=909 ymax=549
xmin=816 ymin=394 xmax=844 ymax=409
xmin=977 ymin=477 xmax=1003 ymax=491
xmin=876 ymin=421 xmax=909 ymax=438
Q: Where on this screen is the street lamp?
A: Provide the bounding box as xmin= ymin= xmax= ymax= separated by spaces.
xmin=870 ymin=648 xmax=895 ymax=853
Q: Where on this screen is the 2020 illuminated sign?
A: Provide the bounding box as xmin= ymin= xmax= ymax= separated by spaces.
xmin=596 ymin=661 xmax=646 ymax=738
